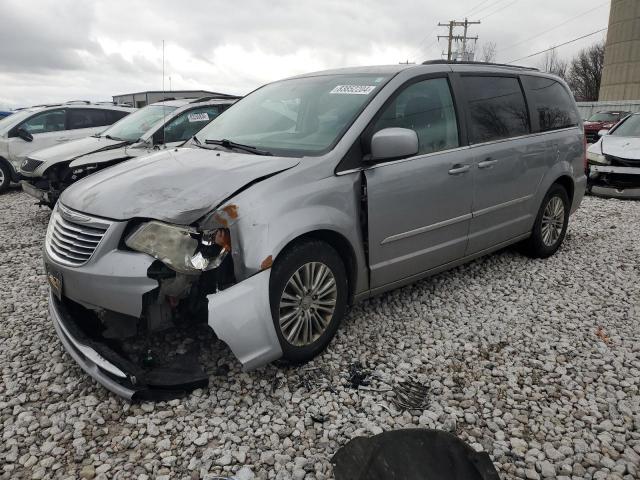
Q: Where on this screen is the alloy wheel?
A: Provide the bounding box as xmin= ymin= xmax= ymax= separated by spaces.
xmin=541 ymin=196 xmax=565 ymax=247
xmin=278 ymin=261 xmax=337 ymax=347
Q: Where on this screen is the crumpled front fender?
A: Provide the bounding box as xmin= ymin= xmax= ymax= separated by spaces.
xmin=207 ymin=268 xmax=282 ymax=370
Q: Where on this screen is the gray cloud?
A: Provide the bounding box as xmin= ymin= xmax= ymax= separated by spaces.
xmin=0 ymin=0 xmax=610 ymax=108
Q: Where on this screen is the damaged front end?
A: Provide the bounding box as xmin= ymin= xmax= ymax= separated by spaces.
xmin=48 ymin=203 xmax=281 ymax=400
xmin=588 ymin=153 xmax=640 ymax=199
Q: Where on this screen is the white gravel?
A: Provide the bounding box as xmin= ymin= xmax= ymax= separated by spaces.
xmin=1 ymin=188 xmax=639 ymax=480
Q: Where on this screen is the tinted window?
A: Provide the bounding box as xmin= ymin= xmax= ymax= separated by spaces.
xmin=157 ymin=106 xmax=222 ymax=144
xmin=20 ymin=109 xmax=66 ymax=134
xmin=68 ymin=109 xmax=113 ymax=129
xmin=463 ymin=76 xmax=529 ymax=143
xmin=108 ymin=110 xmax=130 ymax=123
xmin=521 ymin=76 xmax=579 ymax=132
xmin=371 ymin=77 xmax=459 ymax=155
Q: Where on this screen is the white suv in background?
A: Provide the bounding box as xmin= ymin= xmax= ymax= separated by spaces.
xmin=0 ymin=102 xmax=134 ymax=192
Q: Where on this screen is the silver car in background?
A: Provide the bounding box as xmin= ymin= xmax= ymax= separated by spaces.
xmin=44 ymin=62 xmax=586 ymax=399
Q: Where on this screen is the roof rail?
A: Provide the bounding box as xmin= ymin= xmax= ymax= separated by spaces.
xmin=190 ymin=94 xmax=242 ymax=103
xmin=64 ymin=100 xmax=93 ymax=105
xmin=421 ymin=59 xmax=539 ymax=71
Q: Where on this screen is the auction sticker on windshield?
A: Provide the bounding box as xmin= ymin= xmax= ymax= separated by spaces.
xmin=330 ymin=85 xmax=376 ymax=95
xmin=188 ymin=112 xmax=210 ymax=122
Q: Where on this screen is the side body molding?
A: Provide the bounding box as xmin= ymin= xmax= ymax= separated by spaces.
xmin=207 ymin=269 xmax=283 ymax=370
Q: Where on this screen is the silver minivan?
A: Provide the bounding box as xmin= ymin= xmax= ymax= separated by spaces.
xmin=45 ymin=62 xmax=586 ymax=399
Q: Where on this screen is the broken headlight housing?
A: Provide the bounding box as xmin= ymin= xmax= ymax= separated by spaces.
xmin=586 ymin=145 xmax=609 ymax=165
xmin=125 ymin=221 xmax=230 ymax=274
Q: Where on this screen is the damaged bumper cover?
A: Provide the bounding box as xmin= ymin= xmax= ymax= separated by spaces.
xmin=21 ymin=180 xmax=51 ymax=204
xmin=588 ymin=164 xmax=640 ymax=199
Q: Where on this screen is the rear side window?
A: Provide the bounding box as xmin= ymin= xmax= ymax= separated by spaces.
xmin=371 ymin=77 xmax=459 ymax=155
xmin=68 ymin=109 xmax=115 ymax=129
xmin=108 ymin=110 xmax=130 ymax=123
xmin=462 ymin=76 xmax=529 ymax=143
xmin=521 ymin=76 xmax=579 ymax=132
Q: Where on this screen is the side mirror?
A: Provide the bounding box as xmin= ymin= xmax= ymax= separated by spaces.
xmin=369 ymin=128 xmax=418 ymax=163
xmin=16 ymin=128 xmax=33 ymax=142
xmin=597 ymin=129 xmax=609 ymax=137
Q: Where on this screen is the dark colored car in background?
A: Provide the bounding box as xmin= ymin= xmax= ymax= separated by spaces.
xmin=583 ymin=111 xmax=631 ymax=143
xmin=0 ymin=111 xmax=12 ymax=119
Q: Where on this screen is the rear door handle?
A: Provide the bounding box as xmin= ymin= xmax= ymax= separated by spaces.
xmin=478 ymin=159 xmax=498 ymax=169
xmin=56 ymin=138 xmax=69 ymax=142
xmin=448 ymin=164 xmax=470 ymax=175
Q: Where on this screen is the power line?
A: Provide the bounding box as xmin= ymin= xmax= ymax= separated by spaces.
xmin=506 ymin=27 xmax=608 ymax=64
xmin=478 ymin=0 xmax=519 ymax=21
xmin=498 ymin=2 xmax=609 ymax=53
xmin=463 ymin=0 xmax=494 ymax=17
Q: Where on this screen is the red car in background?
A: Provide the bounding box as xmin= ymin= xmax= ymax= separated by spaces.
xmin=583 ymin=111 xmax=631 ymax=144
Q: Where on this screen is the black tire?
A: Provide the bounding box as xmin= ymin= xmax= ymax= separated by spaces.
xmin=269 ymin=239 xmax=348 ymax=363
xmin=0 ymin=162 xmax=11 ymax=194
xmin=521 ymin=184 xmax=570 ymax=258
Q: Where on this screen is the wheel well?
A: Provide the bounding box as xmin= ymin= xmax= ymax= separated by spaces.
xmin=553 ymin=175 xmax=574 ymax=204
xmin=277 ymin=230 xmax=357 ymax=304
xmin=0 ymin=156 xmax=17 ymax=181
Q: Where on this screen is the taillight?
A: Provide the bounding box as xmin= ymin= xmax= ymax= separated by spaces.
xmin=583 ymin=134 xmax=588 ymax=173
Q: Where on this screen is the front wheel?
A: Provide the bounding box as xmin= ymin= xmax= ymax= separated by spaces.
xmin=269 ymin=239 xmax=348 ymax=363
xmin=521 ymin=184 xmax=570 ymax=258
xmin=0 ymin=162 xmax=11 ymax=193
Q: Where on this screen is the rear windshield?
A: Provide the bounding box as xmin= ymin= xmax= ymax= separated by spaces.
xmin=588 ymin=112 xmax=621 ymax=122
xmin=196 ymin=73 xmax=392 ymax=156
xmin=611 ymin=114 xmax=640 ymax=137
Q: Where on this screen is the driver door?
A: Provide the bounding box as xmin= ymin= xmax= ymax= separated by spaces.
xmin=8 ymin=109 xmax=67 ymax=165
xmin=364 ymin=76 xmax=473 ymax=289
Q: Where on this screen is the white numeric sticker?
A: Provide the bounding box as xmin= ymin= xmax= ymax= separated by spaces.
xmin=330 ymin=85 xmax=376 ymax=95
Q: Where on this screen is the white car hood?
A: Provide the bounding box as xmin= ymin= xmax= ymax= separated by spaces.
xmin=600 ymin=135 xmax=640 ymax=160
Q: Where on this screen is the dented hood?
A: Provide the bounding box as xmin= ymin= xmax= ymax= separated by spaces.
xmin=60 ymin=147 xmax=300 ymax=224
xmin=30 ymin=136 xmax=127 ymax=165
xmin=601 ymin=135 xmax=640 ymax=160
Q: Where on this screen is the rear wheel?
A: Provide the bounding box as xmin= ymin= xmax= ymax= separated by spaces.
xmin=521 ymin=184 xmax=570 ymax=258
xmin=0 ymin=162 xmax=11 ymax=193
xmin=269 ymin=239 xmax=348 ymax=363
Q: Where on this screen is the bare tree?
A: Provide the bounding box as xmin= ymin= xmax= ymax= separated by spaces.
xmin=565 ymin=41 xmax=605 ymax=101
xmin=539 ymin=48 xmax=568 ymax=79
xmin=479 ymin=42 xmax=497 ymax=63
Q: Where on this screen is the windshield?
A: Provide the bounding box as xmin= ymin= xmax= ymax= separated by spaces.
xmin=196 ymin=73 xmax=392 ymax=156
xmin=102 ymin=104 xmax=177 ymax=142
xmin=611 ymin=114 xmax=640 ymax=137
xmin=0 ymin=109 xmax=38 ymax=132
xmin=588 ymin=112 xmax=622 ymax=122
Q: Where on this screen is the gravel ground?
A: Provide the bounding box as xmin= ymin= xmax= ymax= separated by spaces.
xmin=1 ymin=188 xmax=639 ymax=480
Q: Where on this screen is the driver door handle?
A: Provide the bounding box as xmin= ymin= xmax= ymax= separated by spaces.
xmin=448 ymin=164 xmax=470 ymax=175
xmin=56 ymin=137 xmax=69 ymax=142
xmin=478 ymin=158 xmax=498 ymax=169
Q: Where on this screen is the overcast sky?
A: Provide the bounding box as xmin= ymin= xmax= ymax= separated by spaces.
xmin=0 ymin=0 xmax=611 ymax=109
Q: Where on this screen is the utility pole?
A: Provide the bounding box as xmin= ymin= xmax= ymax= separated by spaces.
xmin=438 ymin=19 xmax=480 ymax=61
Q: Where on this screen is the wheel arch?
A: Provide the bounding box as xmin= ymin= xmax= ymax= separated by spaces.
xmin=552 ymin=174 xmax=574 ymax=204
xmin=0 ymin=156 xmax=18 ymax=181
xmin=274 ymin=229 xmax=359 ymax=304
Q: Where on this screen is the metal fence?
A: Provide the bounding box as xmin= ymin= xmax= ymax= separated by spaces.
xmin=577 ymin=100 xmax=640 ymax=120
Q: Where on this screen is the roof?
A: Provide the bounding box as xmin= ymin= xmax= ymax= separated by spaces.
xmin=149 ymin=97 xmax=239 ymax=108
xmin=112 ymin=90 xmax=237 ymax=98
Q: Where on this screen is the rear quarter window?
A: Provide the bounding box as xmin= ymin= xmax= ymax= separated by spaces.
xmin=521 ymin=76 xmax=579 ymax=132
xmin=461 ymin=76 xmax=529 ymax=144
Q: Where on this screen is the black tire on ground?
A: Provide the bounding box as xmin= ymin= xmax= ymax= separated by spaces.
xmin=269 ymin=239 xmax=348 ymax=363
xmin=0 ymin=162 xmax=11 ymax=194
xmin=520 ymin=183 xmax=570 ymax=258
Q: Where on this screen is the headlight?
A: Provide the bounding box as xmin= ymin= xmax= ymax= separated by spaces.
xmin=125 ymin=221 xmax=231 ymax=274
xmin=126 ymin=221 xmax=200 ymax=274
xmin=586 ymin=150 xmax=609 ymax=165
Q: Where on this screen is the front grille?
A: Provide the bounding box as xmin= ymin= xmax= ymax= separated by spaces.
xmin=605 ymin=154 xmax=640 ymax=168
xmin=20 ymin=157 xmax=43 ymax=173
xmin=46 ymin=206 xmax=110 ymax=266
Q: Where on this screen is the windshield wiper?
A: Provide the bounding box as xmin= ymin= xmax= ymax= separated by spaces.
xmin=204 ymin=138 xmax=273 ymax=156
xmin=105 ymin=134 xmax=126 ymax=142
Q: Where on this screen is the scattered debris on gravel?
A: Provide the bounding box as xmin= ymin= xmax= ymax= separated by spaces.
xmin=1 ymin=189 xmax=639 ymax=479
